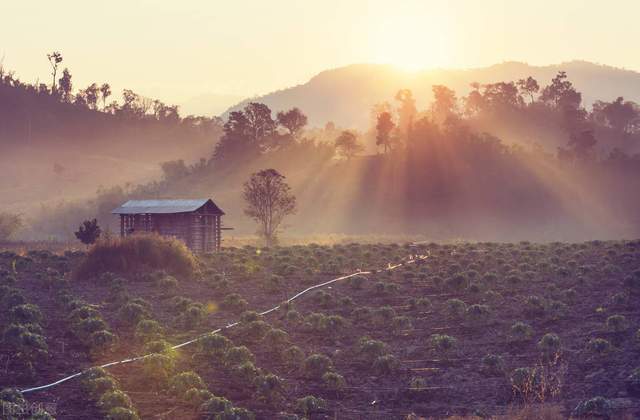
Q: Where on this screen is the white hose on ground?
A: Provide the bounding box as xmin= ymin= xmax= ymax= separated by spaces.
xmin=19 ymin=254 xmax=428 ymax=394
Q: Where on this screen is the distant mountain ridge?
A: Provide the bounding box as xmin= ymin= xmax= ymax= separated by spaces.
xmin=221 ymin=61 xmax=640 ymax=128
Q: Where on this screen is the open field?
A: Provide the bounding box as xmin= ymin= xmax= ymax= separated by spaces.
xmin=1 ymin=240 xmax=639 ymax=419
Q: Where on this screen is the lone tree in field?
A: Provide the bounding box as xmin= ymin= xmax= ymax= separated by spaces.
xmin=75 ymin=219 xmax=102 ymax=246
xmin=334 ymin=130 xmax=364 ymax=160
xmin=243 ymin=169 xmax=296 ymax=247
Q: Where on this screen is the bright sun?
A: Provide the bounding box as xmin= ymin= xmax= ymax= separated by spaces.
xmin=368 ymin=13 xmax=451 ymax=71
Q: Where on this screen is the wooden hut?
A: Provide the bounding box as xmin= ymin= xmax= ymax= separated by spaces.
xmin=112 ymin=199 xmax=225 ymax=253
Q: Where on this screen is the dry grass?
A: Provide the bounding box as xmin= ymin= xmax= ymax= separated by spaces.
xmin=73 ymin=233 xmax=197 ymax=280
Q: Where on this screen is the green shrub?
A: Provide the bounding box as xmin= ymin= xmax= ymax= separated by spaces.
xmin=221 ymin=294 xmax=248 ymax=313
xmin=295 ymin=396 xmax=327 ymax=417
xmin=98 ymin=390 xmax=133 ymax=411
xmin=0 ymin=388 xmax=25 ymax=404
xmin=84 ymin=376 xmax=119 ymax=398
xmin=134 ymin=319 xmax=164 ymax=343
xmin=144 ymin=340 xmax=175 ymax=356
xmin=74 ymin=234 xmax=197 ymax=280
xmin=572 ymin=396 xmax=612 ymax=418
xmin=118 ymin=303 xmax=149 ymax=327
xmin=281 ymin=346 xmax=304 ymax=368
xmin=509 ymin=322 xmax=533 ymax=342
xmin=606 ymin=315 xmax=628 ymax=333
xmin=524 ymin=296 xmax=545 ymax=317
xmin=372 ymin=306 xmax=396 ymax=326
xmin=322 ymin=372 xmax=346 ymax=394
xmin=445 ymin=299 xmax=467 ymax=318
xmin=466 ymin=304 xmax=490 ymax=323
xmin=231 ymin=361 xmax=261 ymax=386
xmin=198 ymin=334 xmax=231 ymax=359
xmin=69 ymin=305 xmax=100 ymax=323
xmin=200 ymin=396 xmax=232 ymax=417
xmin=510 ymin=367 xmax=537 ymax=390
xmin=155 ymin=274 xmax=178 ymax=291
xmin=373 ymin=354 xmax=399 ymax=374
xmin=89 ymin=330 xmax=118 ymax=356
xmin=358 ymin=337 xmax=387 ymax=363
xmin=10 ymin=304 xmax=42 ymax=324
xmin=254 ymin=373 xmax=284 ymax=404
xmin=263 ymin=328 xmax=290 ymax=351
xmin=537 ymin=333 xmax=561 ymax=358
xmin=303 ymin=354 xmax=333 ymax=379
xmin=587 ymin=338 xmax=611 ymax=355
xmin=178 ymin=303 xmax=207 ymax=329
xmin=184 ymin=388 xmax=213 ymax=408
xmin=141 ymin=354 xmax=175 ymax=387
xmin=170 ymin=296 xmax=193 ymax=313
xmin=430 ymin=334 xmax=457 ymax=357
xmin=225 ymin=346 xmax=255 ymax=367
xmin=392 ymin=316 xmax=413 ymax=333
xmin=169 ymin=371 xmax=206 ymax=399
xmin=241 ymin=320 xmax=272 ymax=342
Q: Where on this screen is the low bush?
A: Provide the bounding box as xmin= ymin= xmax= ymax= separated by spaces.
xmin=225 ymin=346 xmax=255 ymax=367
xmin=200 ymin=396 xmax=232 ymax=418
xmin=254 ymin=373 xmax=284 ymax=405
xmin=169 ymin=371 xmax=206 ymax=399
xmin=358 ymin=337 xmax=387 ymax=363
xmin=74 ymin=234 xmax=197 ymax=280
xmin=509 ymin=322 xmax=533 ymax=342
xmin=141 ymin=354 xmax=175 ymax=388
xmin=118 ymin=303 xmax=150 ymax=327
xmin=606 ymin=314 xmax=628 ymax=333
xmin=295 ymin=396 xmax=327 ymax=417
xmin=10 ymin=304 xmax=43 ymax=324
xmin=198 ymin=334 xmax=232 ymax=359
xmin=373 ymin=354 xmax=399 ymax=374
xmin=134 ymin=319 xmax=164 ymax=343
xmin=99 ymin=390 xmax=133 ymax=412
xmin=445 ymin=299 xmax=467 ymax=318
xmin=587 ymin=338 xmax=612 ymax=356
xmin=322 ymin=372 xmax=346 ymax=394
xmin=537 ymin=333 xmax=562 ymax=359
xmin=481 ymin=354 xmax=505 ymax=375
xmin=430 ymin=334 xmax=457 ymax=358
xmin=572 ymin=396 xmax=612 ymax=418
xmin=231 ymin=361 xmax=261 ymax=387
xmin=281 ymin=346 xmax=305 ymax=368
xmin=221 ymin=293 xmax=249 ymax=313
xmin=303 ymin=354 xmax=333 ymax=379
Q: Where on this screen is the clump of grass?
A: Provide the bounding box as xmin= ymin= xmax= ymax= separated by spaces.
xmin=74 ymin=234 xmax=197 ymax=280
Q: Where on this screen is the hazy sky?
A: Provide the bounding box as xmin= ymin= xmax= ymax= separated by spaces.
xmin=2 ymin=0 xmax=639 ymax=105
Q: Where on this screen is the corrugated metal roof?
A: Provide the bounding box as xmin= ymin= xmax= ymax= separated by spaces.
xmin=111 ymin=199 xmax=224 ymax=215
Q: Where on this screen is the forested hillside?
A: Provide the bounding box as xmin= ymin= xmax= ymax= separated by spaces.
xmin=26 ymin=68 xmax=640 ymax=242
xmin=0 ymin=58 xmax=223 ymax=216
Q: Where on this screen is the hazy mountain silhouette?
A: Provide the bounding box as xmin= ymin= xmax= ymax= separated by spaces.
xmin=222 ymin=61 xmax=640 ymax=128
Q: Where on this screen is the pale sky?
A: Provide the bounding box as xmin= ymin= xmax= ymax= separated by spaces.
xmin=2 ymin=0 xmax=639 ymax=105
